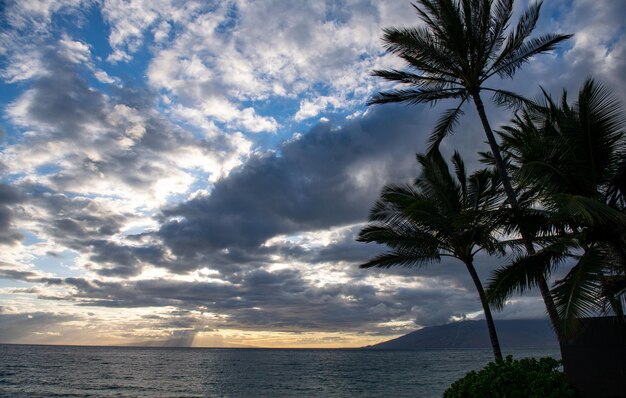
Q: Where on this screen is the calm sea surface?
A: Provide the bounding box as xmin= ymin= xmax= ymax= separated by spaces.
xmin=0 ymin=345 xmax=560 ymax=397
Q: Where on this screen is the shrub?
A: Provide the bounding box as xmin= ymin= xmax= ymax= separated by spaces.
xmin=443 ymin=356 xmax=578 ymax=398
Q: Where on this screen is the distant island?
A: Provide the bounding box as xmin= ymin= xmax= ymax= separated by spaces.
xmin=366 ymin=319 xmax=558 ymax=349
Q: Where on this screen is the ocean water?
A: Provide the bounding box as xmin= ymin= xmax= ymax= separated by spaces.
xmin=0 ymin=345 xmax=560 ymax=397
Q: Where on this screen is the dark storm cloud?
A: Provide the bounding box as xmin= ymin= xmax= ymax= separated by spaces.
xmin=0 ymin=183 xmax=24 ymax=245
xmin=86 ymin=241 xmax=167 ymax=277
xmin=0 ymin=183 xmax=21 ymax=204
xmin=23 ymin=186 xmax=124 ymax=240
xmin=21 ymin=56 xmax=108 ymax=140
xmin=159 ymin=105 xmax=432 ymax=260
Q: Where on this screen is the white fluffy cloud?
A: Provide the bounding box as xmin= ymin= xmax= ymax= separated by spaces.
xmin=142 ymin=1 xmax=421 ymax=130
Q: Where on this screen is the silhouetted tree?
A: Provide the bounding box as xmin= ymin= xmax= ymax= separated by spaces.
xmin=488 ymin=78 xmax=626 ymax=336
xmin=358 ymin=150 xmax=505 ymax=360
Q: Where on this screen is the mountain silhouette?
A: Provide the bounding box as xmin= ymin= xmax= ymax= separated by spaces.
xmin=366 ymin=319 xmax=558 ymax=349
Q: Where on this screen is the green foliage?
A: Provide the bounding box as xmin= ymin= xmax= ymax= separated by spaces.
xmin=443 ymin=356 xmax=578 ymax=398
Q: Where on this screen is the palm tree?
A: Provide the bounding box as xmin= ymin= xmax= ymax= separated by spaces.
xmin=358 ymin=150 xmax=505 ymax=360
xmin=488 ymin=78 xmax=626 ymax=336
xmin=369 ymin=0 xmax=571 ymax=335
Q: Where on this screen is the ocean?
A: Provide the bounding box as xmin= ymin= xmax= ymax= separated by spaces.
xmin=0 ymin=344 xmax=560 ymax=397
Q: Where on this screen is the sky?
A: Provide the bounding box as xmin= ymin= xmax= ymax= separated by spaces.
xmin=0 ymin=0 xmax=624 ymax=348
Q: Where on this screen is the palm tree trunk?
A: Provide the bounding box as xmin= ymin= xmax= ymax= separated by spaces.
xmin=465 ymin=259 xmax=503 ymax=361
xmin=470 ymin=91 xmax=519 ymax=208
xmin=471 ymin=90 xmax=563 ymax=340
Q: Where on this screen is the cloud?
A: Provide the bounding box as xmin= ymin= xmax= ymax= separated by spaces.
xmin=0 ymin=265 xmax=39 ymax=281
xmin=0 ymin=311 xmax=80 ymax=343
xmin=295 ymin=96 xmax=346 ymax=121
xmin=158 ymin=104 xmax=432 ymax=262
xmin=7 ymin=70 xmax=107 ymax=140
xmin=0 ymin=1 xmax=88 ymax=82
xmin=1 ymin=0 xmax=86 ymax=31
xmin=2 ymin=27 xmax=253 ymax=199
xmin=0 ymin=0 xmax=624 ymax=345
xmin=101 ymin=0 xmax=204 ymax=63
xmin=2 ymin=51 xmax=251 ymax=202
xmin=0 ymin=184 xmax=25 ymax=246
xmin=0 ymin=47 xmax=255 ymax=276
xmin=1 ymin=264 xmax=491 ymax=334
xmin=142 ymin=0 xmax=420 ymax=133
xmin=560 ymin=0 xmax=626 ymax=102
xmin=58 ymin=35 xmax=91 ymax=64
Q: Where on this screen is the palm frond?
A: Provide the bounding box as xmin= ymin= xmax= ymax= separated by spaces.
xmin=487 ymin=0 xmax=514 ymax=58
xmin=484 ymin=88 xmax=537 ymax=110
xmin=468 ymin=168 xmax=504 ymax=211
xmin=492 ymin=77 xmax=625 ymax=330
xmin=607 ymin=155 xmax=626 ymax=208
xmin=548 ymin=194 xmax=625 ymax=227
xmin=427 ymin=100 xmax=466 ymax=151
xmin=357 ymin=224 xmax=442 ymax=253
xmin=369 ymin=0 xmax=571 ymax=152
xmin=359 ymin=251 xmax=441 ymax=269
xmin=371 ymin=69 xmax=458 ymax=88
xmin=487 ymin=241 xmax=571 ymax=309
xmin=368 ymin=87 xmax=465 ymax=106
xmin=436 ymin=0 xmax=470 ymax=73
xmin=416 ymin=150 xmax=463 ymax=216
xmin=488 ymin=33 xmax=573 ymax=79
xmin=552 ymin=245 xmax=606 ymax=336
xmin=487 ymin=0 xmax=542 ymax=76
xmin=381 ymin=26 xmax=462 ymax=78
xmin=451 ymin=150 xmax=468 ymax=202
xmin=578 ymin=79 xmax=623 ymax=138
xmin=358 ymin=148 xmax=505 ymax=275
xmin=411 ymin=1 xmax=446 ymax=39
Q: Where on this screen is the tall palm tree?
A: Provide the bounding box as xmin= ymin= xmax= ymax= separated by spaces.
xmin=488 ymin=78 xmax=626 ymax=336
xmin=369 ymin=0 xmax=571 ymax=335
xmin=358 ymin=150 xmax=505 ymax=360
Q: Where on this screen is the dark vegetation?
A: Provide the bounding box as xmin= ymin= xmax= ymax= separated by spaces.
xmin=443 ymin=356 xmax=578 ymax=398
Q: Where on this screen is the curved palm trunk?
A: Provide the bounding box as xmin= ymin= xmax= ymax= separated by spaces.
xmin=465 ymin=259 xmax=503 ymax=361
xmin=471 ymin=90 xmax=563 ymax=340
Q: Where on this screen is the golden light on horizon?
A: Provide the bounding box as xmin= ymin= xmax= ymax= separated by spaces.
xmin=191 ymin=329 xmax=398 ymax=349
